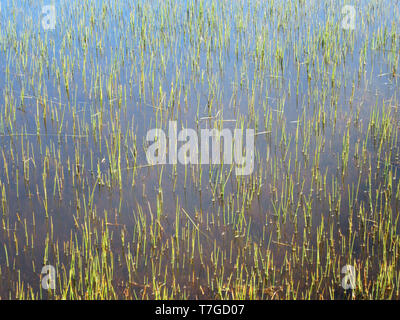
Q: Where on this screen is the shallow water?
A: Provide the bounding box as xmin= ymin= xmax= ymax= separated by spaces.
xmin=0 ymin=0 xmax=399 ymax=299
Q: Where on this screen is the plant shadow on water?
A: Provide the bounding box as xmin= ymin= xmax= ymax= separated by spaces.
xmin=0 ymin=0 xmax=399 ymax=299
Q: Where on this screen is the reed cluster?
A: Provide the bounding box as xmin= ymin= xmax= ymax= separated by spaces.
xmin=0 ymin=0 xmax=399 ymax=299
